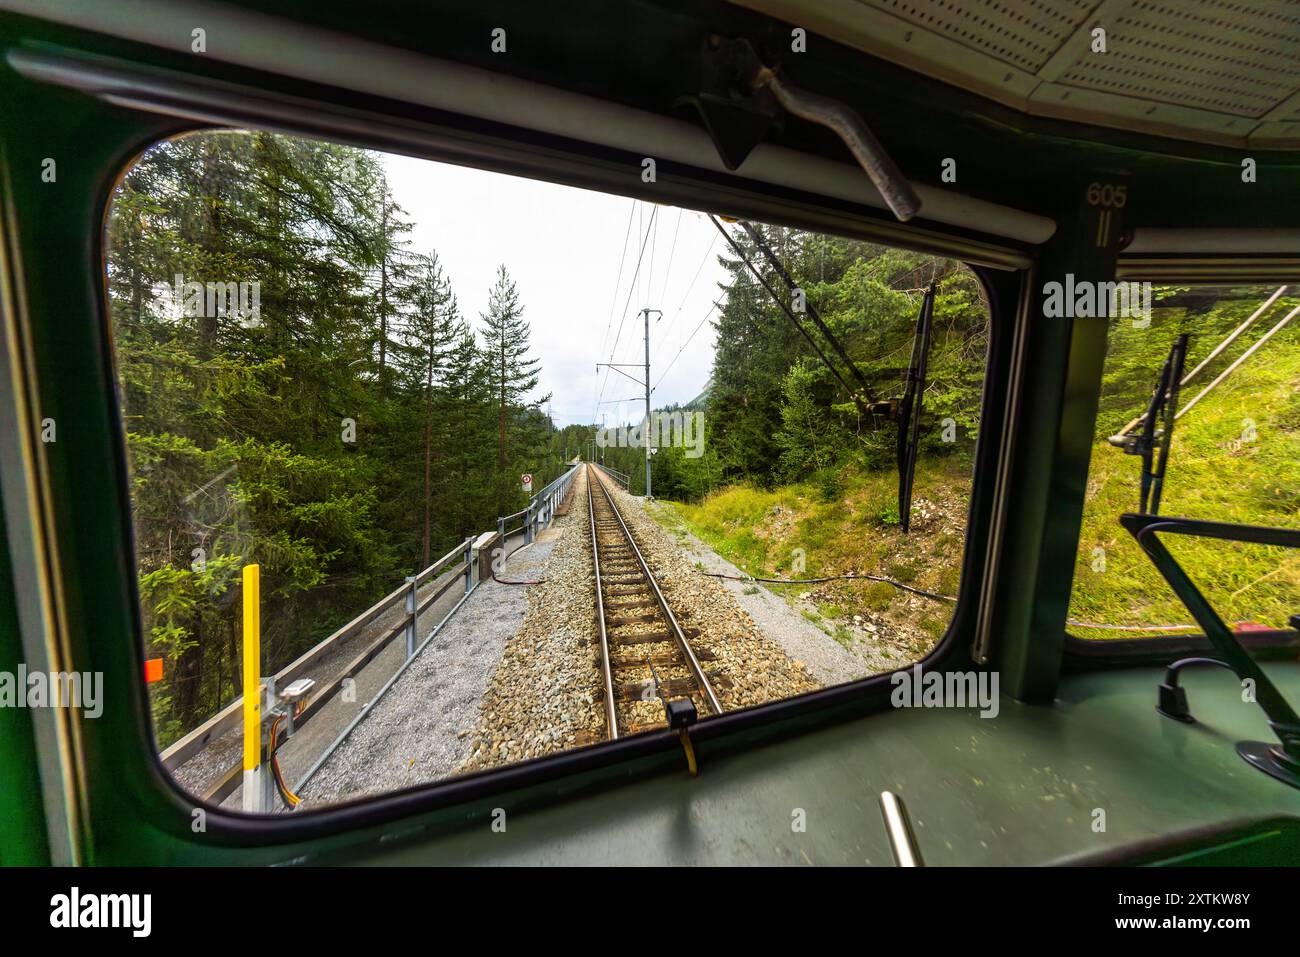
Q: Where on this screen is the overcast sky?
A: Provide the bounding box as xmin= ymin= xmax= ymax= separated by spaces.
xmin=382 ymin=153 xmax=730 ymax=429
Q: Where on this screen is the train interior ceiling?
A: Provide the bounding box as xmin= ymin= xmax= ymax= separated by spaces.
xmin=1 ymin=0 xmax=1299 ymax=867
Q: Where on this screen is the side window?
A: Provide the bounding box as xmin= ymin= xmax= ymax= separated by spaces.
xmin=106 ymin=130 xmax=991 ymax=813
xmin=1070 ymin=284 xmax=1300 ymax=638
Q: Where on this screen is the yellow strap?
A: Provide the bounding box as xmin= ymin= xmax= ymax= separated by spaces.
xmin=677 ymin=728 xmax=698 ymax=777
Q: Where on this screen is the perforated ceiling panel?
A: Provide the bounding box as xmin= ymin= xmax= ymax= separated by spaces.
xmin=732 ymin=0 xmax=1300 ymax=147
xmin=1061 ymin=1 xmax=1300 ymax=116
xmin=868 ymin=0 xmax=1097 ymax=73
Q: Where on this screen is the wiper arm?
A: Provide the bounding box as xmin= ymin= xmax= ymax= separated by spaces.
xmin=897 ymin=283 xmax=935 ymax=533
xmin=1113 ymin=333 xmax=1188 ymax=515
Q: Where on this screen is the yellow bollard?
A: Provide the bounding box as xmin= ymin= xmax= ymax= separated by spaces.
xmin=242 ymin=564 xmax=261 ymax=809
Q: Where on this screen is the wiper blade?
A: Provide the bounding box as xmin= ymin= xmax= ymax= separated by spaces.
xmin=1114 ymin=333 xmax=1188 ymax=515
xmin=1144 ymin=334 xmax=1188 ymax=515
xmin=897 ymin=283 xmax=935 ymax=533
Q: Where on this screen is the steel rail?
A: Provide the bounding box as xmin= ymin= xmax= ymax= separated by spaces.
xmin=590 ymin=465 xmax=723 ymax=715
xmin=586 ymin=465 xmax=619 ymax=740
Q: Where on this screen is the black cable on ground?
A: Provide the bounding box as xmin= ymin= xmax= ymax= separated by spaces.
xmin=494 ymin=574 xmax=545 ymax=585
xmin=703 ymin=569 xmax=956 ymax=603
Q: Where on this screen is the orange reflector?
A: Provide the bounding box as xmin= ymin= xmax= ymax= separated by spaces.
xmin=144 ymin=658 xmax=164 ymax=683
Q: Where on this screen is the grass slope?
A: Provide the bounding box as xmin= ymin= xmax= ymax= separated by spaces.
xmin=659 ymin=325 xmax=1299 ymax=647
xmin=1070 ymin=330 xmax=1300 ymax=635
xmin=656 ymin=457 xmax=972 ymax=663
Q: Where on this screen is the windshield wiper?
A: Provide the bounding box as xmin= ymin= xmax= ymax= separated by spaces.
xmin=710 ymin=215 xmax=936 ymax=533
xmin=896 ymin=283 xmax=935 ymax=533
xmin=1112 ymin=333 xmax=1188 ymax=515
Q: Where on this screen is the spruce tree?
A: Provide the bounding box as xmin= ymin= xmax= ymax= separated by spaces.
xmin=479 ymin=265 xmax=545 ymax=498
xmin=401 ymin=252 xmax=459 ymax=566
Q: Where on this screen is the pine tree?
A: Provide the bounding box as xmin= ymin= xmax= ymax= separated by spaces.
xmin=402 ymin=252 xmax=459 ymax=566
xmin=441 ymin=321 xmax=496 ymax=538
xmin=479 ymin=265 xmax=545 ymax=497
xmin=368 ymin=185 xmax=416 ymax=387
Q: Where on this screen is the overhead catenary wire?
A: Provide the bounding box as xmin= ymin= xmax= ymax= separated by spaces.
xmin=737 ymin=220 xmax=880 ymax=407
xmin=646 ymin=205 xmax=658 ymax=303
xmin=653 ymin=230 xmax=719 ymax=353
xmin=595 ymin=204 xmax=658 ymax=421
xmin=708 ymin=214 xmax=869 ymax=417
xmin=653 ymin=300 xmax=720 ymax=391
xmin=657 ymin=207 xmax=684 ymax=308
xmin=606 ymin=205 xmax=658 ymax=367
xmin=591 ymin=201 xmax=638 ymax=423
xmin=597 ymin=201 xmax=637 ymax=364
xmin=1115 ymin=285 xmax=1288 ymax=437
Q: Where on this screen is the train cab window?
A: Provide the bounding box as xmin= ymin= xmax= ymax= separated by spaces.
xmin=105 ymin=129 xmax=991 ymax=811
xmin=1069 ymin=284 xmax=1300 ymax=640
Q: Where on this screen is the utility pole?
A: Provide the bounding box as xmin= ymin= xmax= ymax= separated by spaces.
xmin=596 ymin=305 xmax=660 ymax=498
xmin=641 ymin=308 xmax=660 ymax=498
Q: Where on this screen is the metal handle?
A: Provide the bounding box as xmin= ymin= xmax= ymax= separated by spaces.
xmin=879 ymin=791 xmax=924 ymax=866
xmin=756 ymin=69 xmax=921 ymax=222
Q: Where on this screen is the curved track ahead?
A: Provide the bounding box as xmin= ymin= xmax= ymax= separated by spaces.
xmin=586 ymin=464 xmax=720 ymax=739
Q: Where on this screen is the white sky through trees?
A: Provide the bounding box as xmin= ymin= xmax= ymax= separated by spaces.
xmin=383 ymin=153 xmax=729 ymax=429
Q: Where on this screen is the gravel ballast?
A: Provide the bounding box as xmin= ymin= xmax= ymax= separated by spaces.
xmin=297 ymin=465 xmax=852 ymax=802
xmin=645 ymin=500 xmax=870 ymax=686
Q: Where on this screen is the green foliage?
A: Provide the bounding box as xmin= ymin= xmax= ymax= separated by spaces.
xmin=703 ymin=224 xmax=985 ymax=492
xmin=774 ymin=359 xmax=847 ymax=479
xmin=812 ymin=466 xmax=844 ymax=503
xmin=600 ymin=227 xmax=985 ymax=503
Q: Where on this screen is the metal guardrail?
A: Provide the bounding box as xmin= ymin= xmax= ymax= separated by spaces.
xmin=293 ymin=583 xmax=478 ymax=795
xmin=595 ymin=463 xmax=630 ymax=488
xmin=289 ymin=465 xmax=581 ymax=796
xmin=497 ymin=463 xmax=581 ymax=546
xmin=162 ymin=536 xmax=476 ymax=802
xmin=164 ymin=462 xmax=583 ymax=806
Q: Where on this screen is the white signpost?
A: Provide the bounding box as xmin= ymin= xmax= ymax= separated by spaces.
xmin=521 ymin=473 xmax=533 ymax=493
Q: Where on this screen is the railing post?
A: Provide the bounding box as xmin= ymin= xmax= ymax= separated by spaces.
xmin=498 ymin=516 xmax=505 ymax=541
xmin=404 ymin=575 xmax=417 ymax=659
xmin=464 ymin=537 xmax=474 ymax=594
xmin=241 ymin=563 xmax=271 ymax=814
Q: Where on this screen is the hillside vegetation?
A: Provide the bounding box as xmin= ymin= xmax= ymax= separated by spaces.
xmin=657 ymin=457 xmax=971 ymax=663
xmin=1070 ymin=288 xmax=1300 ymax=635
xmin=649 ymin=280 xmax=1299 ymax=649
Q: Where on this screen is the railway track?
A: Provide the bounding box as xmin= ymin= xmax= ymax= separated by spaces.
xmin=587 ymin=464 xmax=722 ymax=739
